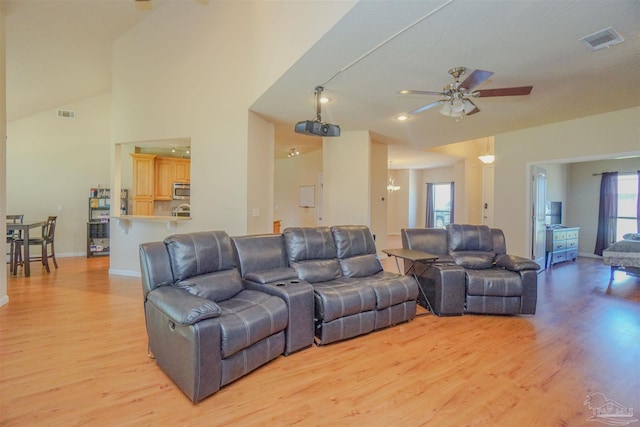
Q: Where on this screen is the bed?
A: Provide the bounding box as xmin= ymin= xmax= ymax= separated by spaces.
xmin=602 ymin=234 xmax=640 ymax=280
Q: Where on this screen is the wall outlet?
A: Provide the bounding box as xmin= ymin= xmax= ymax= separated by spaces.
xmin=252 ymin=208 xmax=260 ymax=217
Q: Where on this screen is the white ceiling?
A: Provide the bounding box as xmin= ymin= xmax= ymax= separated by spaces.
xmin=4 ymin=0 xmax=640 ymax=168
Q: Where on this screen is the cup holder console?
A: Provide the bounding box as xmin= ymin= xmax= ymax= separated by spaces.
xmin=274 ymin=279 xmax=300 ymax=287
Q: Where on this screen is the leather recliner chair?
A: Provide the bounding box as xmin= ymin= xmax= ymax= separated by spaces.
xmin=139 ymin=231 xmax=289 ymax=403
xmin=447 ymin=224 xmax=539 ymax=315
xmin=401 ymin=225 xmax=539 ymax=316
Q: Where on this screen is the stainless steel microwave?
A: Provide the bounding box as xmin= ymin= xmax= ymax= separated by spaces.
xmin=173 ymin=182 xmax=190 ymax=200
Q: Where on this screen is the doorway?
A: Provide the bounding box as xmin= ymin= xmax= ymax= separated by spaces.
xmin=426 ymin=182 xmax=454 ymax=228
xmin=531 ymin=166 xmax=547 ymax=269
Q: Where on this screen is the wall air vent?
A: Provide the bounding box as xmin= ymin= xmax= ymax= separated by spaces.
xmin=579 ymin=27 xmax=624 ymax=51
xmin=57 ymin=109 xmax=76 ymax=119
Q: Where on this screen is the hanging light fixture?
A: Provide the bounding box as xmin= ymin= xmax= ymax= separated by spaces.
xmin=387 ymin=177 xmax=401 ymax=192
xmin=287 ymin=148 xmax=300 ymax=158
xmin=478 ymin=140 xmax=495 ymax=164
xmin=387 ymin=161 xmax=401 ymax=192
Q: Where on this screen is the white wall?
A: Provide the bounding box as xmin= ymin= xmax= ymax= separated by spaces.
xmin=386 ymin=169 xmax=409 ymax=234
xmin=274 ymin=149 xmax=322 ymax=229
xmin=370 ymin=141 xmax=387 ymax=252
xmin=6 ymin=93 xmax=112 ymax=257
xmin=109 ymin=1 xmax=353 ymax=274
xmin=495 ymin=107 xmax=640 ymax=258
xmin=247 ymin=111 xmax=275 ymax=235
xmin=322 ymin=130 xmax=372 ymax=226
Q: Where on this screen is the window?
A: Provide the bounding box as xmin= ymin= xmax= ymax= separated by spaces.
xmin=616 ymin=173 xmax=639 ymax=241
xmin=426 ymin=182 xmax=454 ymax=228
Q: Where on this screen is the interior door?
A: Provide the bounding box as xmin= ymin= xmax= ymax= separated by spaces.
xmin=531 ymin=166 xmax=547 ymax=269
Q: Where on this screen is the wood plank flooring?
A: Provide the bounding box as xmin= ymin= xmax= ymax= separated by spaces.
xmin=1 ymin=250 xmax=639 ymax=426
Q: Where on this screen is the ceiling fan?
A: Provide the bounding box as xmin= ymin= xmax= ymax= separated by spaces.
xmin=399 ymin=67 xmax=533 ymax=118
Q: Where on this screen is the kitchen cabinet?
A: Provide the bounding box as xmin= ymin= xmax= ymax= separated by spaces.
xmin=545 ymin=226 xmax=579 ymax=267
xmin=174 ymin=159 xmax=190 ymax=182
xmin=154 ymin=157 xmax=173 ymax=200
xmin=154 ymin=157 xmax=191 ymax=201
xmin=131 ymin=153 xmax=156 ymax=215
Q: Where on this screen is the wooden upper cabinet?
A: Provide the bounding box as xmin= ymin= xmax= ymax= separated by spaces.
xmin=154 ymin=158 xmax=173 ymax=201
xmin=131 ymin=153 xmax=156 ymax=198
xmin=174 ymin=159 xmax=190 ymax=183
xmin=153 ymin=157 xmax=191 ymax=201
xmin=130 ymin=153 xmax=156 ymax=215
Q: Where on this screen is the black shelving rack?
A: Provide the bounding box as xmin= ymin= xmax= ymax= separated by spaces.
xmin=87 ymin=188 xmax=128 ymax=258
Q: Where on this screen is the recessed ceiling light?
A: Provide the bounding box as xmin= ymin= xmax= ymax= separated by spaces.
xmin=396 ymin=115 xmax=409 ymax=121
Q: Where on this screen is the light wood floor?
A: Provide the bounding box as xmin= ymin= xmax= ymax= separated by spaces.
xmin=1 ymin=249 xmax=639 ymax=426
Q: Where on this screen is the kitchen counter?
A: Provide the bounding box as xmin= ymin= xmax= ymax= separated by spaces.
xmin=115 ymin=214 xmax=191 ymax=233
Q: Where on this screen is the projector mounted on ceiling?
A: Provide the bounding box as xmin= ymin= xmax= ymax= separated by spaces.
xmin=295 ymin=86 xmax=341 ymax=137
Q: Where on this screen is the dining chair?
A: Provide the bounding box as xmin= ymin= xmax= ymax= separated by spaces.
xmin=13 ymin=216 xmax=58 ymax=274
xmin=6 ymin=214 xmax=24 ymax=272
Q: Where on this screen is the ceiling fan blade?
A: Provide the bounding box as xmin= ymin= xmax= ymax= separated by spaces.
xmin=409 ymin=100 xmax=445 ymax=115
xmin=464 ymin=99 xmax=480 ymax=115
xmin=399 ymin=89 xmax=446 ymax=96
xmin=474 ymin=86 xmax=533 ymax=97
xmin=459 ymin=69 xmax=494 ymax=91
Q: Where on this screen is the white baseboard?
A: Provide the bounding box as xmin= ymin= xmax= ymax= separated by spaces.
xmin=0 ymin=295 xmax=9 ymax=307
xmin=109 ymin=268 xmax=141 ymax=277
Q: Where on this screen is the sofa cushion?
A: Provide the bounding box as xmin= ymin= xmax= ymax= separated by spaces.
xmin=217 ymin=289 xmax=288 ymax=358
xmin=165 ymin=231 xmax=236 ymax=281
xmin=339 ymin=254 xmax=383 ymax=278
xmin=312 ymin=280 xmax=377 ymax=322
xmin=355 ymin=271 xmax=419 ymax=309
xmin=447 ymin=224 xmax=494 ymax=252
xmin=291 ymin=259 xmax=342 ymax=283
xmin=176 ymin=268 xmax=244 ymax=302
xmin=451 ymin=251 xmax=496 ymax=269
xmin=331 ymin=225 xmax=377 ymax=258
xmin=231 ymin=234 xmax=289 ymax=278
xmin=401 ymin=228 xmax=450 ymax=257
xmin=283 ymin=227 xmax=337 ymax=262
xmin=466 ymin=269 xmax=523 ymax=297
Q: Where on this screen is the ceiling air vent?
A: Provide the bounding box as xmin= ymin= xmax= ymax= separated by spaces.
xmin=579 ymin=27 xmax=624 ymax=51
xmin=57 ymin=109 xmax=76 ymax=119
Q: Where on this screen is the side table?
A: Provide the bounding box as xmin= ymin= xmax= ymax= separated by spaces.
xmin=383 ymin=248 xmax=438 ymax=315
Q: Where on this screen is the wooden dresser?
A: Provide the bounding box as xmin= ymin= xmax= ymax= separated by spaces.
xmin=545 ymin=226 xmax=579 ymax=267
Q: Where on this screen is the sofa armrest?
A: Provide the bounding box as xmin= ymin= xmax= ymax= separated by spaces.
xmin=146 ymin=286 xmax=221 ymax=326
xmin=495 ymin=254 xmax=540 ymax=272
xmin=244 ymin=267 xmax=298 ymax=284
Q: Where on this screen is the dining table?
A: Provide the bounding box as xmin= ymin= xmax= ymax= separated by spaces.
xmin=7 ymin=220 xmax=45 ymax=277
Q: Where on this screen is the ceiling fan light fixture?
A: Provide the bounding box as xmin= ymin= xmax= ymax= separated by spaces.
xmin=452 ymin=99 xmax=465 ymax=114
xmin=440 ymin=102 xmax=453 ymax=116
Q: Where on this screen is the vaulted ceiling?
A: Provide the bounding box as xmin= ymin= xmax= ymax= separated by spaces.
xmin=4 ymin=0 xmax=640 ymax=168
